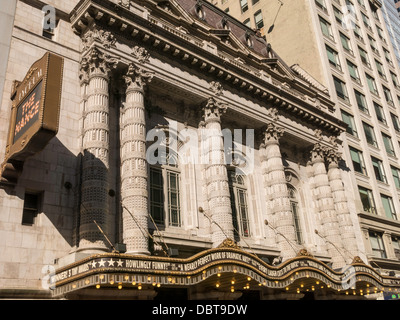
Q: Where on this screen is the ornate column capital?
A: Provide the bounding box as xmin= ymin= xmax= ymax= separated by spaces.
xmin=202 ymin=97 xmax=228 ymax=124
xmin=326 ymin=147 xmax=342 ymax=168
xmin=80 ymin=47 xmax=118 ymax=80
xmin=310 ymin=143 xmax=327 ymax=163
xmin=124 ymin=63 xmax=154 ymax=93
xmin=261 ymin=122 xmax=284 ymax=147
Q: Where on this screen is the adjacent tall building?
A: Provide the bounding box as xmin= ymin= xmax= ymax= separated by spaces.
xmin=215 ymin=0 xmax=400 ymax=277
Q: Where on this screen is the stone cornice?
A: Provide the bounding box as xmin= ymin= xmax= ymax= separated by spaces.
xmin=70 ymin=0 xmax=346 ymax=137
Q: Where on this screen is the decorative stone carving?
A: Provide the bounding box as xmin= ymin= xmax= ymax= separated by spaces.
xmin=131 ymin=46 xmax=151 ymax=64
xmin=202 ymin=97 xmax=228 ymax=124
xmin=80 ymin=47 xmax=118 ymax=79
xmin=261 ymin=122 xmax=284 ymax=145
xmin=82 ymin=29 xmax=116 ymax=52
xmin=218 ymin=238 xmax=240 ymax=249
xmin=123 ymin=63 xmax=154 ymax=92
xmin=210 ymin=81 xmax=224 ymax=96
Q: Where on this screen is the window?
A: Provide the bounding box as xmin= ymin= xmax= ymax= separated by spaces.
xmin=358 ymin=46 xmax=370 ymax=67
xmin=361 ymin=12 xmax=371 ymax=30
xmin=333 ymin=76 xmax=349 ymax=102
xmin=359 ymin=186 xmax=376 ymax=214
xmin=375 ymin=60 xmax=386 ymax=80
xmin=326 ymin=45 xmax=341 ymax=70
xmin=315 ymin=0 xmax=327 ymax=11
xmin=254 ymin=10 xmax=264 ymax=29
xmin=391 ymin=72 xmax=399 ymax=88
xmin=381 ymin=194 xmax=397 ymax=220
xmin=167 ymin=170 xmax=181 ymax=227
xmin=392 ymin=237 xmax=400 ymax=260
xmin=22 ymin=193 xmax=41 ymax=226
xmin=340 ymin=32 xmax=352 ymax=54
xmin=240 ymin=0 xmax=248 ymax=13
xmin=366 ymin=73 xmax=378 ymax=95
xmin=368 ymin=35 xmax=379 ymax=55
xmin=383 ymin=86 xmax=394 ymax=105
xmin=341 ymin=110 xmax=358 ymax=137
xmin=353 ymin=23 xmax=363 ymax=41
xmin=383 ymin=48 xmax=393 ymax=66
xmin=354 ymin=90 xmax=368 ymax=113
xmin=347 ymin=60 xmax=360 ymax=83
xmin=243 ymin=18 xmax=251 ymax=27
xmin=382 ymin=133 xmax=395 ymax=156
xmin=288 ymin=185 xmax=303 ymax=245
xmin=371 ymin=156 xmax=387 ymax=183
xmin=392 ymin=166 xmax=400 ymax=189
xmin=391 ymin=113 xmax=400 ymax=133
xmin=149 ymin=152 xmax=181 ymax=227
xmin=369 ymin=231 xmax=387 ymax=258
xmin=350 ymin=147 xmax=367 ymax=174
xmin=376 ymin=25 xmax=386 ymax=43
xmin=320 ymin=17 xmax=334 ymax=40
xmin=333 ymin=6 xmax=343 ymax=24
xmin=362 ymin=122 xmax=378 ymax=147
xmin=150 ymin=167 xmax=165 ymax=225
xmin=228 ymin=171 xmax=250 ymax=238
xmin=374 ymin=102 xmax=386 ymax=124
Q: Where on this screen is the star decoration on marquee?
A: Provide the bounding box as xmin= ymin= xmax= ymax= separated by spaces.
xmin=90 ymin=258 xmax=126 ymax=269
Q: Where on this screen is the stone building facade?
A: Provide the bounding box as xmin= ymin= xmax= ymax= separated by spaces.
xmin=1 ymin=0 xmax=400 ymax=300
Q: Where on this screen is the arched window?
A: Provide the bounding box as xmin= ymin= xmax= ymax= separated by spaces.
xmin=149 ymin=144 xmax=181 ymax=227
xmin=228 ymin=170 xmax=250 ymax=239
xmin=288 ymin=184 xmax=303 ymax=245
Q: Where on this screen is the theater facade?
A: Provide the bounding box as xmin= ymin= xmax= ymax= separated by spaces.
xmin=1 ymin=0 xmax=400 ymax=300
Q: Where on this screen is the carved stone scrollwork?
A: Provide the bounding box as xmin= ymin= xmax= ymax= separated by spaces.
xmin=326 ymin=147 xmax=342 ymax=166
xmin=210 ymin=81 xmax=224 ymax=97
xmin=119 ymin=0 xmax=131 ymax=8
xmin=218 ymin=238 xmax=239 ymax=249
xmin=297 ymin=248 xmax=314 ymax=258
xmin=202 ymin=97 xmax=228 ymax=124
xmin=132 ymin=46 xmax=150 ymax=64
xmin=310 ymin=142 xmax=326 ymax=163
xmin=124 ymin=63 xmax=154 ymax=92
xmin=82 ymin=29 xmax=116 ymax=52
xmin=261 ymin=122 xmax=284 ymax=145
xmin=80 ymin=47 xmax=118 ymax=80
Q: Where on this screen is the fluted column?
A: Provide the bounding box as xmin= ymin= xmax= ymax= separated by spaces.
xmin=202 ymin=97 xmax=234 ymax=247
xmin=121 ymin=63 xmax=154 ymax=255
xmin=326 ymin=148 xmax=359 ymax=260
xmin=311 ymin=143 xmax=345 ymax=269
xmin=261 ymin=123 xmax=297 ymax=260
xmin=78 ymin=47 xmax=117 ymax=252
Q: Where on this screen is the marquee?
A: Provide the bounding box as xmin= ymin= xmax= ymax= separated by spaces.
xmin=51 ymin=240 xmax=400 ymax=298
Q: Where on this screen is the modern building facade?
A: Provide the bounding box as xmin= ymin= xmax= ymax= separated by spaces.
xmin=381 ymin=0 xmax=400 ymax=69
xmin=215 ymin=0 xmax=400 ymax=283
xmin=1 ymin=0 xmax=400 ymax=300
